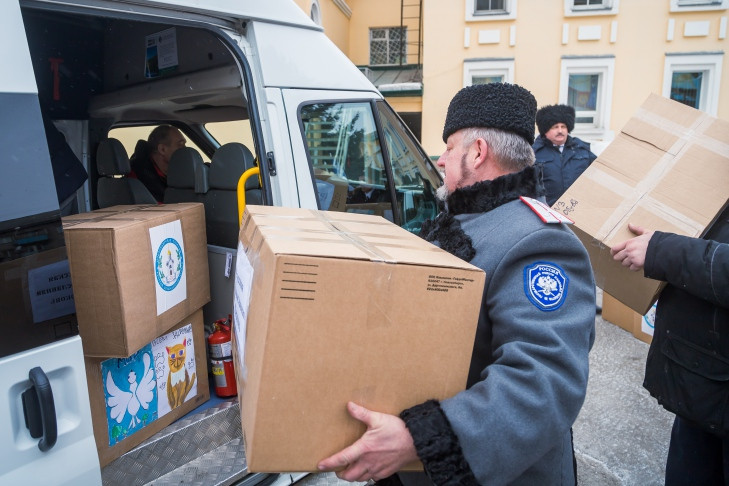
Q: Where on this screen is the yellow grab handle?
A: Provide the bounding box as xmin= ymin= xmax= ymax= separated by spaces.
xmin=237 ymin=166 xmax=260 ymax=227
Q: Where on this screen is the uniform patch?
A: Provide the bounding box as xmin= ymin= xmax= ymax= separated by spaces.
xmin=523 ymin=261 xmax=569 ymax=311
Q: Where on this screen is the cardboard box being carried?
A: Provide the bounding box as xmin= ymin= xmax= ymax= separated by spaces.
xmin=554 ymin=94 xmax=729 ymax=315
xmin=86 ymin=309 xmax=209 ymax=467
xmin=232 ymin=206 xmax=485 ymax=472
xmin=602 ymin=292 xmax=656 ymax=344
xmin=63 ymin=203 xmax=210 ymax=357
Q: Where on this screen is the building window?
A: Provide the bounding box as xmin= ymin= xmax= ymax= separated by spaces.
xmin=564 ymin=0 xmax=619 ymax=16
xmin=670 ymin=0 xmax=727 ymax=12
xmin=466 ymin=0 xmax=517 ymax=21
xmin=559 ymin=56 xmax=615 ymax=137
xmin=370 ymin=27 xmax=407 ymax=66
xmin=463 ymin=59 xmax=514 ymax=87
xmin=663 ymin=53 xmax=723 ymax=115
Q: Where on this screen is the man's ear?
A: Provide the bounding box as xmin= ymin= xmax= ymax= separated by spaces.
xmin=472 ymin=138 xmax=489 ymax=170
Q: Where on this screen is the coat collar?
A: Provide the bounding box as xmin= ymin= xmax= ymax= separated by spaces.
xmin=420 ymin=166 xmax=543 ymax=261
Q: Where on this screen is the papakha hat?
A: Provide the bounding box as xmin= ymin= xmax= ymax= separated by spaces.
xmin=442 ymin=83 xmax=537 ymax=145
xmin=536 ymin=104 xmax=576 ymax=136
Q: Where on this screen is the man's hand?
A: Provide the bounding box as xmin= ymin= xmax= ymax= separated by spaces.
xmin=610 ymin=223 xmax=654 ymax=271
xmin=317 ymin=402 xmax=418 ymax=482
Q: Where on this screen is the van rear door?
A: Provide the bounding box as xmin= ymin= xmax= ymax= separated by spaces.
xmin=0 ymin=2 xmax=100 ymax=484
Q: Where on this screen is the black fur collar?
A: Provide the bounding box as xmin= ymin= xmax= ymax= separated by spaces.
xmin=420 ymin=166 xmax=543 ymax=261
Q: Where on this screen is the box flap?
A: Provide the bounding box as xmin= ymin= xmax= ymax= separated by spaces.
xmin=241 ymin=206 xmax=481 ymax=272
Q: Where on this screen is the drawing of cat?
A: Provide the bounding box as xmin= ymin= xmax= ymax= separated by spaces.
xmin=166 ymin=338 xmax=196 ymax=409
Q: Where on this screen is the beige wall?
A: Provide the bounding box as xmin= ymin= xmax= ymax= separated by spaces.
xmin=294 ymin=0 xmax=728 ymax=158
xmin=292 ymin=0 xmax=351 ymax=54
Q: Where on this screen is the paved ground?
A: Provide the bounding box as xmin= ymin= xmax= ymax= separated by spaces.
xmin=301 ymin=290 xmax=675 ymax=486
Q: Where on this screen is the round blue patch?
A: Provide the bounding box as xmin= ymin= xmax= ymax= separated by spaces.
xmin=523 ymin=261 xmax=569 ymax=311
xmin=155 ymin=238 xmax=184 ymax=291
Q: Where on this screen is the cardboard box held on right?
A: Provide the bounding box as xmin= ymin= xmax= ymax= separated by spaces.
xmin=231 ymin=206 xmax=485 ymax=472
xmin=553 ymin=94 xmax=729 ymax=315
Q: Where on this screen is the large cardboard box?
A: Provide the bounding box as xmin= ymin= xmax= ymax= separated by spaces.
xmin=85 ymin=309 xmax=209 ymax=467
xmin=63 ymin=203 xmax=210 ymax=357
xmin=232 ymin=206 xmax=486 ymax=472
xmin=602 ymin=292 xmax=656 ymax=344
xmin=554 ymin=94 xmax=729 ymax=315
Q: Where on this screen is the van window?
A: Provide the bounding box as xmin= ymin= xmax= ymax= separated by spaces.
xmin=301 ymin=101 xmax=395 ymax=222
xmin=109 ymin=126 xmax=210 ymax=163
xmin=300 ymin=100 xmax=440 ymax=233
xmin=206 ymin=120 xmax=256 ymax=150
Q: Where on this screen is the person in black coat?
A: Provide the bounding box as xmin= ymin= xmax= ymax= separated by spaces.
xmin=610 ymin=206 xmax=729 ymax=485
xmin=532 ymin=104 xmax=597 ymax=206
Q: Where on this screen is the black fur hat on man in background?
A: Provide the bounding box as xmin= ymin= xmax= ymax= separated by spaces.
xmin=442 ymin=83 xmax=537 ymax=145
xmin=535 ymin=104 xmax=576 ymax=136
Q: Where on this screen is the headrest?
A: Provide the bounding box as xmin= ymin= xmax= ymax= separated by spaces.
xmin=167 ymin=147 xmax=209 ymax=193
xmin=97 ymin=138 xmax=131 ymax=176
xmin=209 ymin=143 xmax=257 ymax=190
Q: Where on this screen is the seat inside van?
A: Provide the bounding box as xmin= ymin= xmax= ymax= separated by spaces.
xmin=96 ymin=138 xmax=157 ymax=208
xmin=164 ymin=147 xmax=209 ymax=205
xmin=205 ymin=143 xmax=260 ymax=248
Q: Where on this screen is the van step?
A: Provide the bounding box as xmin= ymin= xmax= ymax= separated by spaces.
xmin=102 ymin=399 xmax=253 ymax=485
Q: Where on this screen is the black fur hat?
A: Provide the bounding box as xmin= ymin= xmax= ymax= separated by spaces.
xmin=536 ymin=104 xmax=575 ymax=136
xmin=442 ymin=83 xmax=537 ymax=145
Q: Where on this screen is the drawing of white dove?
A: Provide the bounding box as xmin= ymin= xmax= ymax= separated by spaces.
xmin=106 ymin=352 xmax=156 ymax=429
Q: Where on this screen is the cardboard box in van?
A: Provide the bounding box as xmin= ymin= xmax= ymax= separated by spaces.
xmin=63 ymin=203 xmax=210 ymax=357
xmin=232 ymin=205 xmax=485 ymax=472
xmin=85 ymin=309 xmax=209 ymax=467
xmin=554 ymin=94 xmax=729 ymax=315
xmin=602 ymin=292 xmax=656 ymax=344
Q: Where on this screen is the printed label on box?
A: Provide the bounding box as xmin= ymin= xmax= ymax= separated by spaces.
xmin=102 ymin=323 xmax=197 ymax=446
xmin=27 ymin=259 xmax=75 ymax=323
xmin=642 ymin=302 xmax=657 ymax=336
xmin=233 ymin=241 xmax=254 ymax=378
xmin=149 ymin=219 xmax=187 ymax=315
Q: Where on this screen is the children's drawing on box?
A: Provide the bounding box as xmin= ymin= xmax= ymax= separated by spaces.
xmin=165 ymin=338 xmax=196 ymax=409
xmin=103 ymin=350 xmax=158 ymax=445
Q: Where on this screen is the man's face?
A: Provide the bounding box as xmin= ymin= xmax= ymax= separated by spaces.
xmin=544 ymin=122 xmax=568 ymax=146
xmin=436 ymin=130 xmax=475 ymax=200
xmin=156 ymin=128 xmax=187 ymax=174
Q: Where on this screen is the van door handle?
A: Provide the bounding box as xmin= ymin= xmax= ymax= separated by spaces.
xmin=21 ymin=367 xmax=58 ymax=452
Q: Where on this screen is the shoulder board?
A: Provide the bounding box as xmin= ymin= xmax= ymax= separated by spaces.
xmin=519 ymin=196 xmax=574 ymax=224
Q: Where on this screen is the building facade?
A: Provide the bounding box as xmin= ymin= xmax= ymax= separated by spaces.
xmin=295 ymin=0 xmax=727 ymax=157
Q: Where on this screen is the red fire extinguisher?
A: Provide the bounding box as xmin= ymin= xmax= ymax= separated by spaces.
xmin=208 ymin=315 xmax=238 ymax=398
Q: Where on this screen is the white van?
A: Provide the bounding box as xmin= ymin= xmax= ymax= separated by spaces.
xmin=0 ymin=0 xmax=441 ymax=484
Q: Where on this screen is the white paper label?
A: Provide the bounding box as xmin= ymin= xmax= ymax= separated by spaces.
xmin=149 ymin=219 xmax=187 ymax=315
xmin=233 ymin=241 xmax=254 ymax=378
xmin=151 ymin=322 xmax=197 ymax=418
xmin=27 ymin=259 xmax=75 ymax=323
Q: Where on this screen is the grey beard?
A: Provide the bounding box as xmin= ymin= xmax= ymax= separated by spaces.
xmin=436 ymin=183 xmax=449 ymax=201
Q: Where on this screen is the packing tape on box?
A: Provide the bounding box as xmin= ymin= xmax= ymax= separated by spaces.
xmin=593 ymin=107 xmax=718 ymax=243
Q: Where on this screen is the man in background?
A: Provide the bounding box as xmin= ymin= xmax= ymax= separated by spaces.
xmin=130 ymin=125 xmax=186 ymax=202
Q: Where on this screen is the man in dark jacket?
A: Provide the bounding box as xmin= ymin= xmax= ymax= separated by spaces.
xmin=611 ymin=207 xmax=729 ymax=485
xmin=533 ymin=104 xmax=597 ymax=207
xmin=129 ymin=125 xmax=186 ymax=202
xmin=317 ymin=83 xmax=596 ymax=485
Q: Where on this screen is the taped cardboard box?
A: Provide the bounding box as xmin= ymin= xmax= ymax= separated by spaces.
xmin=602 ymin=292 xmax=656 ymax=344
xmin=314 ymin=170 xmax=349 ymax=211
xmin=232 ymin=205 xmax=485 ymax=472
xmin=554 ymin=94 xmax=729 ymax=315
xmin=63 ymin=203 xmax=210 ymax=357
xmin=86 ymin=308 xmax=209 ymax=467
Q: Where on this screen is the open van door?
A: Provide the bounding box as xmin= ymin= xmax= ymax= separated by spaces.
xmin=0 ymin=2 xmax=100 ymax=484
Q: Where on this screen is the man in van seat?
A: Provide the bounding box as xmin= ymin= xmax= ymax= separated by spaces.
xmin=532 ymin=104 xmax=597 ymax=207
xmin=129 ymin=125 xmax=187 ymax=202
xmin=318 ymin=83 xmax=596 ymax=485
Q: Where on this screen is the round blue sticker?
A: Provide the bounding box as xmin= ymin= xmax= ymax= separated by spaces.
xmin=155 ymin=238 xmax=184 ymax=291
xmin=523 ymin=261 xmax=568 ymax=311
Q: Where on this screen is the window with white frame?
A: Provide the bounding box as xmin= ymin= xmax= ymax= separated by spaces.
xmin=370 ymin=27 xmax=407 ymax=66
xmin=663 ymin=53 xmax=723 ymax=116
xmin=559 ymin=56 xmax=614 ymax=136
xmin=564 ymin=0 xmax=619 ymax=16
xmin=466 ymin=0 xmax=517 ymax=21
xmin=463 ymin=59 xmax=514 ymax=87
xmin=670 ymin=0 xmax=727 ymax=12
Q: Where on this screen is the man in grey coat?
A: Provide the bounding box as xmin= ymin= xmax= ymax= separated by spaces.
xmin=318 ymin=83 xmax=596 ymax=485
